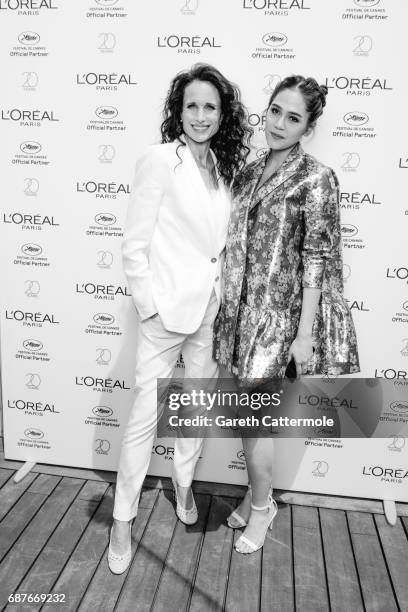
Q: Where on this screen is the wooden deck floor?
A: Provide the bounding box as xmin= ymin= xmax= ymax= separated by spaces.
xmin=0 ymin=462 xmax=408 ymax=612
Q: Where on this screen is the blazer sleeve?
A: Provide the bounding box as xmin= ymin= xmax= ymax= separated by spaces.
xmin=122 ymin=147 xmax=165 ymax=320
xmin=301 ymin=167 xmax=340 ymax=290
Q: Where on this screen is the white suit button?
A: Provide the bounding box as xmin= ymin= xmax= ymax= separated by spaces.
xmin=211 ymin=257 xmax=217 ymax=263
xmin=215 ymin=276 xmax=219 ymax=282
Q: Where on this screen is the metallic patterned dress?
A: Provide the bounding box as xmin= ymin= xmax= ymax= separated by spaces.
xmin=214 ymin=143 xmax=360 ymax=387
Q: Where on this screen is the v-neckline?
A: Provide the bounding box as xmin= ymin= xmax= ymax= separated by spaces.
xmin=179 ymin=136 xmax=220 ymax=197
xmin=254 ymin=144 xmax=298 ymax=194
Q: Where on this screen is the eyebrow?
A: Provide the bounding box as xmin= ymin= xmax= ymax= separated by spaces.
xmin=270 ymin=102 xmax=303 ymax=118
xmin=184 ymin=100 xmax=218 ymax=105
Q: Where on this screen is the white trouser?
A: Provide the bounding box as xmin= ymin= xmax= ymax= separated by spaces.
xmin=113 ymin=290 xmax=219 ymax=521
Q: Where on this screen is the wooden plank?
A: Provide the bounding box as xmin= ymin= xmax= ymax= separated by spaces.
xmin=0 ymin=470 xmax=39 ymax=521
xmin=39 ymin=484 xmax=114 ymax=612
xmin=292 ymin=505 xmax=329 ymax=612
xmin=374 ymin=514 xmax=408 ymax=611
xmin=77 ymin=488 xmax=159 ymax=612
xmin=0 ymin=474 xmax=60 ymax=561
xmin=142 ymin=492 xmax=210 ymax=612
xmin=14 ymin=480 xmax=109 ymax=612
xmin=0 ymin=456 xmax=118 ymax=484
xmin=277 ymin=490 xmax=408 ymax=517
xmin=224 ymin=524 xmax=262 ymax=612
xmin=26 ymin=474 xmax=61 ymax=495
xmin=261 ymin=503 xmax=294 ymax=612
xmin=347 ymin=511 xmax=398 ymax=612
xmin=114 ymin=489 xmax=178 ymax=611
xmin=348 ymin=511 xmax=377 ymax=535
xmin=0 ymin=477 xmax=84 ymax=609
xmin=189 ymin=495 xmax=235 ymax=612
xmin=0 ymin=468 xmax=13 ymax=489
xmin=319 ymin=508 xmax=363 ymax=612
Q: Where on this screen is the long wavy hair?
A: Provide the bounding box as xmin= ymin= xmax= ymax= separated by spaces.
xmin=160 ymin=63 xmax=252 ymax=184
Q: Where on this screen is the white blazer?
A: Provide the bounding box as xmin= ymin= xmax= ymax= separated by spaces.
xmin=122 ymin=140 xmax=231 ymax=334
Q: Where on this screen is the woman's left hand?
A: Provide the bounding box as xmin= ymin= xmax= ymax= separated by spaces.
xmin=287 ymin=334 xmax=315 ymax=379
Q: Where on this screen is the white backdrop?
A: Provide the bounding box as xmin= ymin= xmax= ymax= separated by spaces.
xmin=1 ymin=0 xmax=407 ymax=501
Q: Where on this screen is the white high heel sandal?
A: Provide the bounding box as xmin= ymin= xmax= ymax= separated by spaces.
xmin=172 ymin=478 xmax=198 ymax=525
xmin=108 ymin=519 xmax=133 ymax=574
xmin=234 ymin=494 xmax=278 ymax=554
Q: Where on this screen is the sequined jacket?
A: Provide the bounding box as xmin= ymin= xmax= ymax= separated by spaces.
xmin=214 ymin=143 xmax=360 ymax=384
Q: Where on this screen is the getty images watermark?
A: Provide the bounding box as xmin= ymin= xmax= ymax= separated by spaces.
xmin=166 ymin=388 xmax=334 ymax=431
xmin=156 ymin=377 xmax=408 ymax=439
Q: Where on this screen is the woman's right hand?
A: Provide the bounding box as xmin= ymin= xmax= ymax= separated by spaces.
xmin=287 ymin=333 xmax=315 ymax=378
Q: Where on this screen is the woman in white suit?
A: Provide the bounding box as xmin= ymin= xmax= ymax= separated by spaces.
xmin=108 ymin=63 xmax=251 ymax=573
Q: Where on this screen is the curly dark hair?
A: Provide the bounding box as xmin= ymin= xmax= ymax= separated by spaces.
xmin=160 ymin=63 xmax=252 ymax=184
xmin=268 ymin=75 xmax=329 ymax=127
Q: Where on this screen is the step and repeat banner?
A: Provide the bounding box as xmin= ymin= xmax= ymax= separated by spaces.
xmin=1 ymin=0 xmax=407 ymax=501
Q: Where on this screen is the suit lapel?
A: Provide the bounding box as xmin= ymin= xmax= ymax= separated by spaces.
xmin=178 ymin=141 xmax=218 ymax=248
xmin=227 ymin=144 xmax=305 ymax=329
xmin=250 ymin=143 xmax=305 ymax=209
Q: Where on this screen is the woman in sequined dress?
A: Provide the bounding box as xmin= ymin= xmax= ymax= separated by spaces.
xmin=214 ymin=75 xmax=360 ymax=554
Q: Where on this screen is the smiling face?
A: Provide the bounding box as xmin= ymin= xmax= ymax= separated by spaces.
xmin=181 ymin=79 xmax=222 ymax=147
xmin=265 ymin=87 xmax=312 ymax=151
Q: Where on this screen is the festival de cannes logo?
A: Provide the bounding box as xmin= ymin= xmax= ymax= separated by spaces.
xmin=388 ymin=436 xmax=405 ymax=452
xmin=18 ymin=32 xmax=40 ymax=45
xmin=262 ymin=32 xmax=287 ymax=47
xmin=390 ymin=400 xmax=408 ymax=415
xmin=22 ymin=71 xmax=39 ymax=91
xmin=322 ymin=372 xmax=337 ymax=384
xmin=353 ymin=35 xmax=373 ymax=54
xmin=96 ymin=348 xmax=112 ymax=365
xmin=93 ymin=406 xmax=113 ymax=417
xmin=21 ymin=243 xmax=42 ymax=256
xmin=93 ymin=313 xmax=115 ymax=326
xmin=342 ymin=152 xmax=360 ymax=170
xmin=95 ymin=0 xmax=118 ymax=6
xmin=26 ymin=373 xmax=41 ymax=389
xmin=353 ymin=0 xmax=380 ymax=7
xmin=312 ymin=460 xmax=329 ymax=477
xmin=263 ymin=74 xmax=281 ymax=95
xmin=95 ymin=106 xmax=118 ymax=119
xmin=95 ymin=213 xmax=116 ymax=226
xmin=97 ymin=250 xmax=113 ymax=268
xmin=24 ymin=428 xmax=44 ymax=439
xmin=20 ymin=141 xmax=42 ymax=154
xmin=98 ymin=32 xmax=116 ymax=52
xmin=25 ymin=280 xmax=40 ymax=297
xmin=237 ymin=450 xmax=246 ymax=461
xmin=24 ymin=177 xmax=39 ymax=196
xmin=180 ymin=0 xmax=199 ymax=14
xmin=343 ymin=112 xmax=369 ymax=126
xmin=341 ymin=224 xmax=358 ymax=238
xmin=314 ymin=426 xmax=336 ymax=436
xmin=95 ymin=438 xmax=111 ymax=454
xmin=23 ymin=339 xmax=43 ymax=352
xmin=98 ymin=144 xmax=115 ymax=162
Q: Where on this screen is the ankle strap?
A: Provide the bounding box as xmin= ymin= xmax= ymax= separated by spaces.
xmin=250 ymin=490 xmax=274 ymax=512
xmin=251 ymin=501 xmax=271 ymax=511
